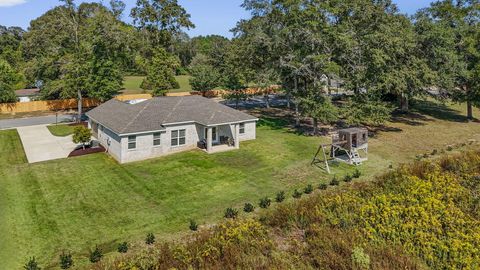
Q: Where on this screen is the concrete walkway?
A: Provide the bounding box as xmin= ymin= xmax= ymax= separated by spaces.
xmin=17 ymin=125 xmax=77 ymax=163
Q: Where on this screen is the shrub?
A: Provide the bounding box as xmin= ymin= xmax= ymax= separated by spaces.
xmin=145 ymin=233 xmax=155 ymax=245
xmin=304 ymin=184 xmax=313 ymax=194
xmin=447 ymin=145 xmax=453 ymax=151
xmin=189 ymin=220 xmax=198 ymax=231
xmin=59 ymin=252 xmax=73 ymax=269
xmin=423 ymin=153 xmax=429 ymax=159
xmin=293 ymin=189 xmax=302 ymax=199
xmin=89 ymin=246 xmax=103 ymax=263
xmin=244 ymin=203 xmax=255 ymax=213
xmin=224 ymin=207 xmax=238 ymax=219
xmin=259 ymin=197 xmax=271 ymax=208
xmin=117 ymin=242 xmax=128 ymax=253
xmin=351 ymin=247 xmax=370 ymax=270
xmin=318 ymin=183 xmax=328 ymax=190
xmin=353 ymin=169 xmax=361 ymax=178
xmin=24 ymin=257 xmax=41 ymax=270
xmin=72 ymin=126 xmax=92 ymax=150
xmin=431 ymin=149 xmax=438 ymax=156
xmin=330 ymin=175 xmax=340 ymax=186
xmin=275 ymin=191 xmax=285 ymax=202
xmin=344 ymin=174 xmax=353 ymax=182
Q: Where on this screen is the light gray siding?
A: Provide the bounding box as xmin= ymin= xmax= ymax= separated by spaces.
xmin=91 ymin=119 xmax=257 ymax=164
xmin=120 ymin=123 xmax=200 ymax=163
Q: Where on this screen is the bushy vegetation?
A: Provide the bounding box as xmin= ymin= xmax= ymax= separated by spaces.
xmin=259 ymin=197 xmax=271 ymax=209
xmin=96 ymin=151 xmax=480 ymax=269
xmin=224 ymin=207 xmax=239 ymax=219
xmin=59 ymin=252 xmax=73 ymax=269
xmin=145 ymin=233 xmax=155 ymax=245
xmin=243 ymin=203 xmax=254 ymax=213
xmin=117 ymin=242 xmax=128 ymax=253
xmin=189 ymin=220 xmax=198 ymax=231
xmin=89 ymin=246 xmax=102 ymax=263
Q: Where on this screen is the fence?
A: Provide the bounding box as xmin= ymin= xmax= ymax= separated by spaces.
xmin=0 ymin=98 xmax=101 ymax=114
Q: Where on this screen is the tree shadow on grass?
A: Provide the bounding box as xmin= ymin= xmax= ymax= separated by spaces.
xmin=411 ymin=99 xmax=469 ymax=123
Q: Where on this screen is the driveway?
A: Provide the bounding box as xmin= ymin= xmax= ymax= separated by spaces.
xmin=17 ymin=125 xmax=78 ymax=163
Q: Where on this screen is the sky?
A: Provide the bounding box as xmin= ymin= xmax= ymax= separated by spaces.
xmin=0 ymin=0 xmax=435 ymax=38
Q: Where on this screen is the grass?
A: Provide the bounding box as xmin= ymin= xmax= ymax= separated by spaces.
xmin=122 ymin=75 xmax=192 ymax=95
xmin=47 ymin=124 xmax=76 ymax=137
xmin=1 ymin=99 xmax=480 ymax=268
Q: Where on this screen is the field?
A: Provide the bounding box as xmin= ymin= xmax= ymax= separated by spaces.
xmin=121 ymin=75 xmax=192 ymax=94
xmin=1 ymin=99 xmax=480 ymax=268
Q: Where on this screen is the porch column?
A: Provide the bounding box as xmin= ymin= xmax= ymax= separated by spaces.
xmin=234 ymin=124 xmax=240 ymax=149
xmin=206 ymin=127 xmax=213 ymax=152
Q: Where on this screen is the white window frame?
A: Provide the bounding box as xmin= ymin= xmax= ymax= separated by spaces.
xmin=239 ymin=123 xmax=245 ymax=134
xmin=128 ymin=135 xmax=136 ymax=150
xmin=171 ymin=129 xmax=186 ymax=147
xmin=153 ymin=132 xmax=161 ymax=146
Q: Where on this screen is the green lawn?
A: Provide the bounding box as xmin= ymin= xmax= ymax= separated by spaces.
xmin=47 ymin=124 xmax=76 ymax=137
xmin=122 ymin=75 xmax=192 ymax=94
xmin=1 ymin=99 xmax=480 ymax=269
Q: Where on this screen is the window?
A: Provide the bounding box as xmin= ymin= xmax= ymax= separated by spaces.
xmin=153 ymin=132 xmax=161 ymax=146
xmin=128 ymin=135 xmax=136 ymax=150
xmin=171 ymin=129 xmax=186 ymax=146
xmin=239 ymin=123 xmax=245 ymax=134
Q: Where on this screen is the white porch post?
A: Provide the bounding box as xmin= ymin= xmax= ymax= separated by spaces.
xmin=234 ymin=124 xmax=240 ymax=149
xmin=206 ymin=127 xmax=213 ymax=152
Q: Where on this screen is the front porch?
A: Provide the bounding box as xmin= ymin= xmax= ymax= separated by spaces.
xmin=197 ymin=123 xmax=241 ymax=153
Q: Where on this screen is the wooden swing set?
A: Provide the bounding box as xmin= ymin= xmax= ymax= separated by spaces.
xmin=312 ymin=128 xmax=369 ymax=174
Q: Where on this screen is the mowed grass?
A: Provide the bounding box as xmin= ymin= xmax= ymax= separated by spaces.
xmin=122 ymin=75 xmax=192 ymax=94
xmin=47 ymin=124 xmax=76 ymax=137
xmin=1 ymin=99 xmax=480 ymax=268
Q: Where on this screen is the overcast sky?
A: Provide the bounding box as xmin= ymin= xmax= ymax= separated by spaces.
xmin=0 ymin=0 xmax=434 ymax=37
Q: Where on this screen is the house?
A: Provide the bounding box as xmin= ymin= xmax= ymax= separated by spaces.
xmin=320 ymin=74 xmax=344 ymax=93
xmin=15 ymin=88 xmax=41 ymax=102
xmin=86 ymin=96 xmax=258 ymax=163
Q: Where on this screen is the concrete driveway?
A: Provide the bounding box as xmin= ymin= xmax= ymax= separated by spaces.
xmin=17 ymin=125 xmax=78 ymax=163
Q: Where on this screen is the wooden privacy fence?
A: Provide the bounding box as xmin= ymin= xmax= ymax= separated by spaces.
xmin=0 ymin=98 xmax=101 ymax=114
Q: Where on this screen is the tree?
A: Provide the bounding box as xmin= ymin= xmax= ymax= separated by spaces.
xmin=109 ymin=0 xmax=126 ymax=19
xmin=300 ymin=92 xmax=338 ymax=135
xmin=342 ymin=95 xmax=393 ymax=126
xmin=131 ymin=0 xmax=195 ymax=48
xmin=22 ymin=1 xmax=129 ymax=121
xmin=141 ymin=48 xmax=180 ymax=96
xmin=189 ymin=54 xmax=221 ymax=94
xmin=0 ymin=59 xmax=19 ymax=103
xmin=72 ymin=126 xmax=92 ymax=150
xmin=415 ymin=0 xmax=480 ymax=119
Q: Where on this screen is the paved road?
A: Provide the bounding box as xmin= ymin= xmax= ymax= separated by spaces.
xmin=0 ymin=114 xmax=74 ymax=130
xmin=17 ymin=125 xmax=77 ymax=163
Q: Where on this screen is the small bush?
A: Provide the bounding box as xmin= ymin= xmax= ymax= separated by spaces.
xmin=353 ymin=169 xmax=361 ymax=178
xmin=318 ymin=183 xmax=328 ymax=190
xmin=447 ymin=145 xmax=453 ymax=151
xmin=24 ymin=257 xmax=41 ymax=270
xmin=224 ymin=207 xmax=238 ymax=219
xmin=351 ymin=246 xmax=370 ymax=270
xmin=344 ymin=174 xmax=353 ymax=182
xmin=431 ymin=149 xmax=438 ymax=156
xmin=59 ymin=252 xmax=73 ymax=269
xmin=189 ymin=220 xmax=198 ymax=231
xmin=89 ymin=246 xmax=103 ymax=263
xmin=293 ymin=189 xmax=302 ymax=199
xmin=423 ymin=153 xmax=429 ymax=159
xmin=259 ymin=197 xmax=271 ymax=208
xmin=117 ymin=242 xmax=128 ymax=253
xmin=330 ymin=176 xmax=340 ymax=186
xmin=145 ymin=233 xmax=155 ymax=245
xmin=275 ymin=191 xmax=285 ymax=202
xmin=304 ymin=184 xmax=313 ymax=194
xmin=244 ymin=203 xmax=255 ymax=213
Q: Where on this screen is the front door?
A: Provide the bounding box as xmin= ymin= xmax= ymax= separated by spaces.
xmin=205 ymin=127 xmax=218 ymax=143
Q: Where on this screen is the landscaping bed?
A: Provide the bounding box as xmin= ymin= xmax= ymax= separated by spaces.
xmin=68 ymin=144 xmax=105 ymax=157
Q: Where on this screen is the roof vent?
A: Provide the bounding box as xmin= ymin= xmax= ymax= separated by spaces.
xmin=125 ymin=99 xmax=148 ymax=105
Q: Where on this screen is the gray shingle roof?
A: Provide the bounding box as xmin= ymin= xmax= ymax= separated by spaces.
xmin=86 ymin=96 xmax=258 ymax=135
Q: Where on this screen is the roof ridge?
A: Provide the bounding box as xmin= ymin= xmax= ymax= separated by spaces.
xmin=121 ymin=99 xmax=151 ymax=133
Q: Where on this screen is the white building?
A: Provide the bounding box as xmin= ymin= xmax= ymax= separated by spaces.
xmin=86 ymin=96 xmax=258 ymax=163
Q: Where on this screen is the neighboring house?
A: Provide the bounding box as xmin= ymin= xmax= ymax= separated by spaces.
xmin=15 ymin=88 xmax=41 ymax=102
xmin=86 ymin=96 xmax=258 ymax=163
xmin=320 ymin=74 xmax=344 ymax=93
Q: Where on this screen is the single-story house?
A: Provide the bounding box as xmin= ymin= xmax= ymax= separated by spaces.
xmin=86 ymin=96 xmax=258 ymax=163
xmin=15 ymin=88 xmax=41 ymax=102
